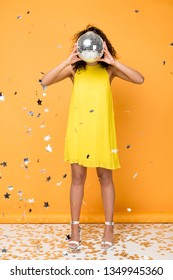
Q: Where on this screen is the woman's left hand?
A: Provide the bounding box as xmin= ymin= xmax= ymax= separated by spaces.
xmin=99 ymin=42 xmax=115 ymax=65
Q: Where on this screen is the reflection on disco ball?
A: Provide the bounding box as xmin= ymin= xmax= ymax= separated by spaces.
xmin=77 ymin=31 xmax=104 ymax=62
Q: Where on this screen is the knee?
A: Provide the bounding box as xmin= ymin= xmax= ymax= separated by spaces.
xmin=72 ymin=173 xmax=86 ymax=186
xmin=97 ymin=169 xmax=113 ymax=186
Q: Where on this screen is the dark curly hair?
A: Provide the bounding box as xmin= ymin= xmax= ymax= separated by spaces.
xmin=71 ymin=25 xmax=117 ymax=72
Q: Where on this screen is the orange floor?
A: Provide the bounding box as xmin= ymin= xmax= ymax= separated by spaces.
xmin=0 ymin=223 xmax=173 ymax=260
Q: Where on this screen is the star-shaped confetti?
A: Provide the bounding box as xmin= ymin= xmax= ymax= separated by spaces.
xmin=28 ymin=198 xmax=35 ymax=203
xmin=8 ymin=186 xmax=14 ymax=191
xmin=44 ymin=202 xmax=50 ymax=208
xmin=37 ymin=99 xmax=42 ymax=105
xmin=44 ymin=135 xmax=51 ymax=141
xmin=4 ymin=192 xmax=11 ymax=199
xmin=0 ymin=161 xmax=7 ymax=167
xmin=2 ymin=248 xmax=7 ymax=253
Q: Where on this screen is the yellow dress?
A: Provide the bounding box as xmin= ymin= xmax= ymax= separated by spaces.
xmin=64 ymin=64 xmax=121 ymax=170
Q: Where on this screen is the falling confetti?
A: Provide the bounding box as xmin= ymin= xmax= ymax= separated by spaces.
xmin=40 ymin=168 xmax=46 ymax=173
xmin=89 ymin=109 xmax=94 ymax=113
xmin=46 ymin=176 xmax=51 ymax=182
xmin=0 ymin=92 xmax=5 ymax=101
xmin=40 ymin=122 xmax=46 ymax=128
xmin=0 ymin=161 xmax=7 ymax=167
xmin=18 ymin=191 xmax=23 ymax=196
xmin=56 ymin=181 xmax=62 ymax=186
xmin=8 ymin=186 xmax=14 ymax=191
xmin=163 ymin=60 xmax=166 ymax=65
xmin=86 ymin=154 xmax=90 ymax=158
xmin=134 ymin=9 xmax=139 ymax=13
xmin=44 ymin=135 xmax=51 ymax=141
xmin=111 ymin=149 xmax=118 ymax=153
xmin=24 ymin=158 xmax=30 ymax=165
xmin=2 ymin=248 xmax=7 ymax=253
xmin=127 ymin=208 xmax=132 ymax=212
xmin=44 ymin=202 xmax=50 ymax=208
xmin=4 ymin=192 xmax=11 ymax=199
xmin=24 ymin=125 xmax=32 ymax=134
xmin=170 ymin=42 xmax=173 ymax=46
xmin=27 ymin=198 xmax=35 ymax=203
xmin=28 ymin=111 xmax=34 ymax=116
xmin=37 ymin=99 xmax=42 ymax=105
xmin=63 ymin=174 xmax=67 ymax=179
xmin=133 ymin=172 xmax=138 ymax=178
xmin=66 ymin=234 xmax=71 ymax=240
xmin=126 ymin=145 xmax=131 ymax=149
xmin=17 ymin=15 xmax=22 ymax=19
xmin=62 ymin=250 xmax=68 ymax=256
xmin=44 ymin=108 xmax=49 ymax=112
xmin=46 ymin=144 xmax=52 ymax=152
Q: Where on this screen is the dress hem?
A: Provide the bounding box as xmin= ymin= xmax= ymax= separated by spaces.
xmin=63 ymin=158 xmax=121 ymax=170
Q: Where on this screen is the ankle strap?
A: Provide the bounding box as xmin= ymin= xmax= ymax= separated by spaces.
xmin=105 ymin=221 xmax=114 ymax=226
xmin=70 ymin=221 xmax=79 ymax=225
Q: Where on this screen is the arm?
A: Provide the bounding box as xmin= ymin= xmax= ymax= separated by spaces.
xmin=40 ymin=43 xmax=81 ymax=87
xmin=41 ymin=61 xmax=72 ymax=86
xmin=111 ymin=60 xmax=144 ymax=84
xmin=100 ymin=42 xmax=144 ymax=84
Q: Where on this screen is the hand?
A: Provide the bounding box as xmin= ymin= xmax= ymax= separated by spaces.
xmin=99 ymin=42 xmax=115 ymax=65
xmin=66 ymin=43 xmax=82 ymax=65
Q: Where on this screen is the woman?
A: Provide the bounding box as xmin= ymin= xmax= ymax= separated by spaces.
xmin=41 ymin=25 xmax=144 ymax=250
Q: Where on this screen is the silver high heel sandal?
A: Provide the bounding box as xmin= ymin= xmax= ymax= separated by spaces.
xmin=68 ymin=221 xmax=81 ymax=249
xmin=101 ymin=221 xmax=114 ymax=250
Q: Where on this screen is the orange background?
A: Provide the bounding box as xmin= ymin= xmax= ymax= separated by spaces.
xmin=0 ymin=0 xmax=173 ymax=223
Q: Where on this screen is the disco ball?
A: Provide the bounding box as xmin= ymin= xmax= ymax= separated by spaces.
xmin=77 ymin=31 xmax=104 ymax=62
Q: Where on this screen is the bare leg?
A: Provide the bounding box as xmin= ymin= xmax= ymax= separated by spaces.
xmin=70 ymin=163 xmax=87 ymax=246
xmin=96 ymin=167 xmax=115 ymax=248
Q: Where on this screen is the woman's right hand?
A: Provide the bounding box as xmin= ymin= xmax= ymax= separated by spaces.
xmin=66 ymin=43 xmax=82 ymax=66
